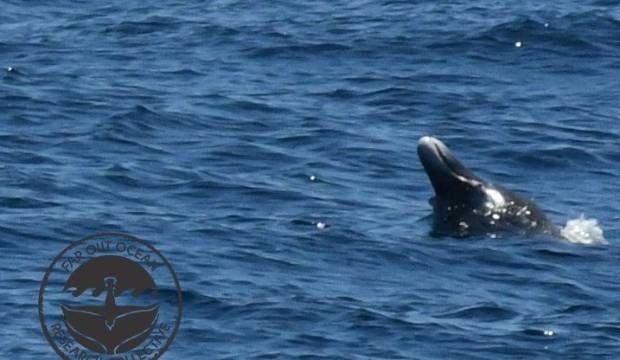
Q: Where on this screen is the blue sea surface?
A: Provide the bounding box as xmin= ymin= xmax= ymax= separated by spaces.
xmin=1 ymin=0 xmax=620 ymax=359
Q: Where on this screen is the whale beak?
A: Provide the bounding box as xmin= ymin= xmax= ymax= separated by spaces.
xmin=417 ymin=136 xmax=482 ymax=196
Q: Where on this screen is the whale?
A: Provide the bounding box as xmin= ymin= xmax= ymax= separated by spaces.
xmin=417 ymin=136 xmax=560 ymax=238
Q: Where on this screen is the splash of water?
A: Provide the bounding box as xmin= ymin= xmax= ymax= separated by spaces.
xmin=560 ymin=215 xmax=607 ymax=245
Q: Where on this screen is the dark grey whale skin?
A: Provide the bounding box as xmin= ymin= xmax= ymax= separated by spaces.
xmin=417 ymin=136 xmax=560 ymax=238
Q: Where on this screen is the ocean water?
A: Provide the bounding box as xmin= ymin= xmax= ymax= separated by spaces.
xmin=1 ymin=0 xmax=620 ymax=359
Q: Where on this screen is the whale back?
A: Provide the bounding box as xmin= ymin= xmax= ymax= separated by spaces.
xmin=431 ymin=183 xmax=558 ymax=237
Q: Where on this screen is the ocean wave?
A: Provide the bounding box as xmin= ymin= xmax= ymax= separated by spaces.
xmin=103 ymin=15 xmax=183 ymax=36
xmin=244 ymin=42 xmax=351 ymax=59
xmin=434 ymin=303 xmax=518 ymax=322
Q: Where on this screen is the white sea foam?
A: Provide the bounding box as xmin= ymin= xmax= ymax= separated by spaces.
xmin=560 ymin=215 xmax=607 ymax=245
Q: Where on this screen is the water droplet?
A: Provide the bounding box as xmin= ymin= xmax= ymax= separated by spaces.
xmin=6 ymin=66 xmax=13 ymax=72
xmin=492 ymin=213 xmax=500 ymax=220
xmin=309 ymin=175 xmax=316 ymax=181
xmin=544 ymin=330 xmax=554 ymax=336
xmin=515 ymin=41 xmax=523 ymax=48
xmin=316 ymin=222 xmax=326 ymax=230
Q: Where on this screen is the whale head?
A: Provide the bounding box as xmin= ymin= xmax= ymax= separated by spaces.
xmin=417 ymin=136 xmax=556 ymax=237
xmin=417 ymin=136 xmax=488 ymax=208
xmin=418 ymin=136 xmax=484 ymax=200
